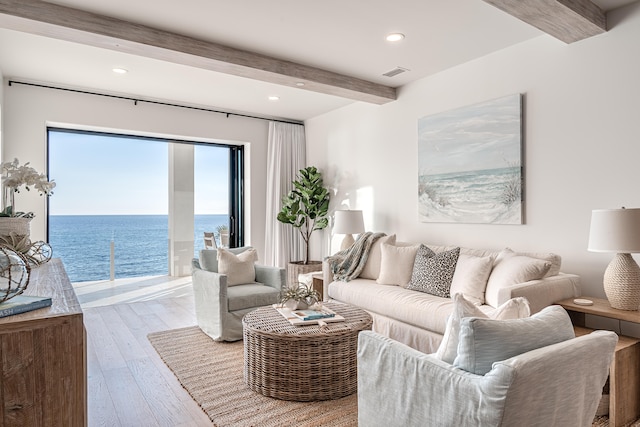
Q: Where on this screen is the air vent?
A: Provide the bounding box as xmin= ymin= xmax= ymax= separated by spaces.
xmin=382 ymin=67 xmax=409 ymax=77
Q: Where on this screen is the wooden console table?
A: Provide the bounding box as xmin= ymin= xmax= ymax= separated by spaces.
xmin=557 ymin=297 xmax=640 ymax=427
xmin=0 ymin=259 xmax=86 ymax=426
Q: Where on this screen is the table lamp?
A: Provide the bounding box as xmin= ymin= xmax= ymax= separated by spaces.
xmin=588 ymin=207 xmax=640 ymax=310
xmin=334 ymin=210 xmax=365 ymax=251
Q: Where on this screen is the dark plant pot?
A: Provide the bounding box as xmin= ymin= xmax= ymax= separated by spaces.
xmin=287 ymin=261 xmax=322 ymax=288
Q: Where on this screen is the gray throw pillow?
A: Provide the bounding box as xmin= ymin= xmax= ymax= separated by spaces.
xmin=453 ymin=305 xmax=575 ymax=375
xmin=407 ymin=245 xmax=460 ymax=298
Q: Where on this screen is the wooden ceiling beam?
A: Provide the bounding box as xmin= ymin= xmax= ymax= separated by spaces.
xmin=482 ymin=0 xmax=607 ymax=43
xmin=0 ymin=0 xmax=396 ymax=104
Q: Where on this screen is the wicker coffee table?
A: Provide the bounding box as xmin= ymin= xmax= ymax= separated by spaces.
xmin=242 ymin=302 xmax=372 ymax=401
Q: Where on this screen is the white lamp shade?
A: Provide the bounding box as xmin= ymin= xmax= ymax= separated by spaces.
xmin=588 ymin=208 xmax=640 ymax=253
xmin=334 ymin=210 xmax=365 ymax=235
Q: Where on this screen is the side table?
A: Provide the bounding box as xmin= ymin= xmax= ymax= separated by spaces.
xmin=557 ymin=297 xmax=640 ymax=427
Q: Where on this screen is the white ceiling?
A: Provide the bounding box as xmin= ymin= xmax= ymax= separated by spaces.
xmin=0 ymin=0 xmax=636 ymax=121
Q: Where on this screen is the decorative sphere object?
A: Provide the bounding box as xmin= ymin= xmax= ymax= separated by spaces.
xmin=28 ymin=241 xmax=53 ymax=266
xmin=0 ymin=246 xmax=31 ymax=303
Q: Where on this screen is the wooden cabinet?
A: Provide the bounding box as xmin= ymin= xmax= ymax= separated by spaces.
xmin=0 ymin=259 xmax=86 ymax=427
xmin=558 ymin=297 xmax=640 ymax=427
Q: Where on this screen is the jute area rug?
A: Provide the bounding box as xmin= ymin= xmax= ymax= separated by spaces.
xmin=147 ymin=326 xmax=357 ymax=427
xmin=148 ymin=326 xmax=630 ymax=427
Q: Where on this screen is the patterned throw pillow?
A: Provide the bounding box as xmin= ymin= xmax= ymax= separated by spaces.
xmin=407 ymin=245 xmax=460 ymax=297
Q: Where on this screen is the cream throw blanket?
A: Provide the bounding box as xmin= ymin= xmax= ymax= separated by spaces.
xmin=325 ymin=232 xmax=386 ymax=282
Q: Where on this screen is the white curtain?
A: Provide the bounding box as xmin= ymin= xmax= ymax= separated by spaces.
xmin=264 ymin=122 xmax=306 ymax=268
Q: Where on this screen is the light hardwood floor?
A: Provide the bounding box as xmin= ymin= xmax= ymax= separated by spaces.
xmin=80 ymin=277 xmax=213 ymax=427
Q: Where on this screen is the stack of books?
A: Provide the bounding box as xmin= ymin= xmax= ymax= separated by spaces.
xmin=0 ymin=295 xmax=52 ymax=318
xmin=273 ymin=304 xmax=345 ymax=326
xmin=291 ymin=308 xmax=336 ymax=321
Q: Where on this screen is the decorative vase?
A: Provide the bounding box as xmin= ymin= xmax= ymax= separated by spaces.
xmin=0 ymin=246 xmax=31 ymax=303
xmin=0 ymin=217 xmax=31 ymax=239
xmin=284 ymin=299 xmax=309 ymax=311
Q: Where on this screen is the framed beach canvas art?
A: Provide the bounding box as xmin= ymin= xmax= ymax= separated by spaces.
xmin=418 ymin=94 xmax=523 ymax=224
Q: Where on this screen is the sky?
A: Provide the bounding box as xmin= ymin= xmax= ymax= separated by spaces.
xmin=48 ymin=130 xmax=229 ymax=215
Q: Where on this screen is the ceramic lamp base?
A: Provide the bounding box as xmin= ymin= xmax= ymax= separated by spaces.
xmin=340 ymin=234 xmax=355 ymax=251
xmin=604 ymin=253 xmax=640 ymax=311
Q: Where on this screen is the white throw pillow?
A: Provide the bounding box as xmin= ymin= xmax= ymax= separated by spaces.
xmin=497 ymin=247 xmax=561 ymax=277
xmin=484 ymin=252 xmax=551 ymax=308
xmin=216 ymin=247 xmax=258 ymax=286
xmin=359 ymin=234 xmax=396 ymax=279
xmin=450 ymin=253 xmax=494 ymax=305
xmin=435 ymin=293 xmax=530 ymax=364
xmin=453 ymin=305 xmax=575 ymax=375
xmin=376 ymin=243 xmax=420 ymax=286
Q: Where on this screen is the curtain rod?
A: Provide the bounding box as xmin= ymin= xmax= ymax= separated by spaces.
xmin=7 ymin=80 xmax=304 ymax=126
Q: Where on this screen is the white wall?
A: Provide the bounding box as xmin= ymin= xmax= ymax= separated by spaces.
xmin=2 ymin=81 xmax=270 ymax=261
xmin=306 ymin=3 xmax=640 ymax=306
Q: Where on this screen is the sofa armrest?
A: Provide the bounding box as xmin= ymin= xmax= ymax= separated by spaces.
xmin=495 ymin=273 xmax=581 ymax=314
xmin=255 ymin=265 xmax=286 ymax=291
xmin=357 ymin=331 xmax=509 ymax=427
xmin=495 ymin=330 xmax=616 ymax=426
xmin=192 ymin=262 xmax=228 ymax=315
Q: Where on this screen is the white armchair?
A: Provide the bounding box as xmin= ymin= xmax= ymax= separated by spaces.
xmin=357 ymin=327 xmax=617 ymax=427
xmin=192 ymin=247 xmax=285 ymax=342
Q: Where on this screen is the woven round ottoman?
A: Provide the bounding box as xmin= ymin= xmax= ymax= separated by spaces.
xmin=242 ymin=302 xmax=372 ymax=401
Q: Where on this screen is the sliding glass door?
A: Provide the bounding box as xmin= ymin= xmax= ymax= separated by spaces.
xmin=47 ymin=128 xmax=243 ymax=282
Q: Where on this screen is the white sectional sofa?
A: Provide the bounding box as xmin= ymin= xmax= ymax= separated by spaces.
xmin=323 ymin=235 xmax=581 ymax=354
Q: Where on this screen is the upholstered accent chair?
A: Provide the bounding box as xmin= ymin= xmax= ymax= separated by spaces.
xmin=192 ymin=247 xmax=285 ymax=342
xmin=357 ymin=309 xmax=617 ymax=427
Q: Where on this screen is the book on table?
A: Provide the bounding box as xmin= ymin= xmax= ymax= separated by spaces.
xmin=273 ymin=304 xmax=345 ymax=326
xmin=292 ymin=308 xmax=336 ymax=321
xmin=0 ymin=295 xmax=53 ymax=318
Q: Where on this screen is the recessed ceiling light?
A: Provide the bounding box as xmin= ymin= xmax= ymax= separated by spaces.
xmin=296 ymin=82 xmax=305 ymax=87
xmin=386 ymin=33 xmax=405 ymax=42
xmin=112 ymin=68 xmax=128 ymax=74
xmin=268 ymin=96 xmax=280 ymax=101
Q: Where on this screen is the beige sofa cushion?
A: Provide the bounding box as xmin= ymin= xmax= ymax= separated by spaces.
xmin=450 ymin=253 xmax=494 ymax=305
xmin=377 ymin=243 xmax=420 ymax=286
xmin=485 ymin=252 xmax=551 ymax=307
xmin=329 ymin=279 xmax=493 ymax=334
xmin=217 ymin=247 xmax=258 ymax=286
xmin=498 ymin=247 xmax=561 ymax=277
xmin=359 ymin=234 xmax=397 ymax=280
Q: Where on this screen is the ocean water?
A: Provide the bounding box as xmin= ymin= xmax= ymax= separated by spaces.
xmin=418 ymin=167 xmax=522 ymax=224
xmin=49 ymin=214 xmax=228 ymax=282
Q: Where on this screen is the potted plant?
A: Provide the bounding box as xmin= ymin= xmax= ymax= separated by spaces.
xmin=280 ymin=283 xmax=320 ymax=311
xmin=277 ymin=166 xmax=330 ymax=284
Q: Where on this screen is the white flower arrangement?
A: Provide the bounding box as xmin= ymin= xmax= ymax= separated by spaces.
xmin=1 ymin=158 xmax=56 ymax=218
